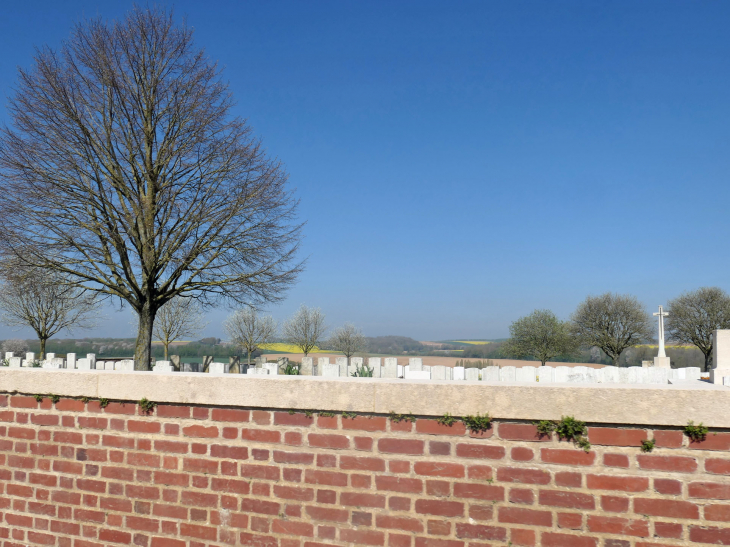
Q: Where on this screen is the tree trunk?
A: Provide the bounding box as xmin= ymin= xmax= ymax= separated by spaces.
xmin=39 ymin=337 xmax=46 ymax=361
xmin=705 ymin=351 xmax=713 ymax=372
xmin=611 ymin=352 xmax=621 ymax=367
xmin=247 ymin=349 xmax=251 ymax=366
xmin=135 ymin=303 xmax=156 ymax=371
xmin=163 ymin=341 xmax=169 ymax=360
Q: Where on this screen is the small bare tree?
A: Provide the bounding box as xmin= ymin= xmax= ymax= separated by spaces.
xmin=328 ymin=323 xmax=366 ymax=366
xmin=153 ymin=297 xmax=208 ymax=360
xmin=502 ymin=309 xmax=578 ymax=366
xmin=283 ymin=305 xmax=327 ymax=356
xmin=666 ymin=287 xmax=730 ymax=371
xmin=2 ymin=338 xmax=29 ymax=355
xmin=571 ymin=293 xmax=653 ymax=367
xmin=0 ymin=268 xmax=98 ymax=359
xmin=223 ymin=308 xmax=277 ymax=366
xmin=0 ymin=7 xmax=302 ymax=369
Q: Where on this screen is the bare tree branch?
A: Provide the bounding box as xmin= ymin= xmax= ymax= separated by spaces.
xmin=282 ymin=305 xmax=327 ymax=357
xmin=151 ymin=297 xmax=207 ymax=360
xmin=328 ymin=323 xmax=365 ymax=365
xmin=502 ymin=309 xmax=578 ymax=366
xmin=223 ymin=308 xmax=277 ymax=366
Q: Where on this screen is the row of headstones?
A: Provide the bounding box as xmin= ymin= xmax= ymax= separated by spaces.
xmin=2 ymin=352 xmax=110 ymax=370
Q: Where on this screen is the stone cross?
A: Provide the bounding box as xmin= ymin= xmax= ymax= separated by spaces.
xmin=653 ymin=305 xmax=669 ymax=358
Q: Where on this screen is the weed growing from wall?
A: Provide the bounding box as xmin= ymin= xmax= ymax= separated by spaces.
xmin=684 ymin=421 xmax=709 ymax=442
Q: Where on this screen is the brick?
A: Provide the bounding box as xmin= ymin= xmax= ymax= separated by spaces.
xmin=453 ymin=482 xmax=504 ymax=501
xmin=211 ymin=408 xmax=249 ymax=422
xmin=272 ymin=519 xmax=314 ymax=537
xmin=376 ymin=476 xmax=422 ymax=494
xmin=499 ymin=423 xmax=550 ymax=442
xmin=637 ymin=454 xmax=697 ymax=473
xmin=588 ymin=427 xmax=646 ymax=446
xmin=340 ymin=529 xmax=385 ymax=546
xmin=31 ymin=414 xmax=59 ymax=426
xmin=586 ymin=474 xmax=649 ymax=492
xmin=99 ymin=529 xmax=132 ymax=544
xmin=154 ymin=440 xmax=188 ymax=453
xmin=498 ymin=507 xmax=552 ymax=527
xmin=240 ymin=498 xmax=280 ymax=515
xmin=426 ymin=521 xmax=450 ymax=536
xmin=212 ymin=478 xmax=250 ymax=495
xmin=539 ymin=490 xmax=594 ymax=510
xmin=652 ymin=430 xmax=683 ymax=448
xmin=10 ymin=396 xmax=39 ymax=408
xmin=317 ymin=415 xmax=338 ymax=429
xmin=509 ymin=488 xmax=534 ymax=504
xmin=342 ymin=415 xmax=387 ymax=432
xmin=389 ymin=496 xmax=411 ymax=511
xmin=318 ymin=453 xmax=337 ymax=467
xmin=416 ymin=419 xmax=466 ymax=436
xmin=305 ymin=469 xmax=348 ymax=487
xmin=469 ymin=504 xmax=494 ymax=521
xmin=689 ymin=481 xmax=730 ymax=499
xmin=707 ymin=458 xmax=730 ymax=475
xmin=180 ymin=523 xmax=217 ymax=541
xmin=306 ymin=505 xmax=349 ymax=522
xmin=541 ymin=448 xmax=595 ymax=466
xmin=284 ymin=431 xmax=302 ymax=445
xmin=274 ymin=412 xmax=314 ymax=427
xmin=240 ymin=533 xmax=277 ymax=547
xmin=210 ymin=444 xmax=248 ymax=460
xmin=426 ymin=479 xmax=450 ymax=497
xmin=688 ymin=432 xmax=730 ymax=451
xmin=689 ymin=527 xmax=730 ymax=545
xmin=429 ymin=441 xmax=451 ymax=455
xmin=274 ymin=485 xmax=314 ymax=501
xmin=468 ymin=465 xmax=493 ymax=480
xmin=126 ymin=485 xmax=159 ymax=500
xmin=497 ymin=467 xmax=550 ymax=485
xmin=182 ymin=425 xmax=218 ymax=438
xmin=340 ymin=455 xmax=386 ymax=472
xmin=415 ymin=540 xmax=461 ymax=547
xmin=654 ymin=478 xmax=681 ymax=495
xmin=155 ymin=405 xmax=191 ymax=418
xmin=555 ymin=471 xmax=581 ymax=487
xmin=341 ymin=492 xmax=386 ymax=508
xmin=455 ymin=523 xmax=507 ymax=541
xmin=654 ymin=522 xmax=682 ymax=538
xmin=601 ymin=495 xmax=629 ymax=512
xmin=603 ymin=453 xmax=630 ymax=468
xmin=355 ymin=436 xmax=373 ymax=451
xmin=634 ymin=497 xmax=699 ymax=519
xmin=128 ymin=452 xmax=161 ymax=468
xmin=557 ymin=512 xmax=582 ymax=529
xmin=273 ymin=450 xmax=314 ymax=465
xmin=456 ymin=443 xmax=505 ymax=460
xmin=389 ymin=460 xmax=410 ymax=473
xmin=241 ymin=428 xmax=280 ymax=443
xmin=510 ymin=446 xmax=534 ymax=461
xmin=378 ymin=438 xmax=424 ymax=455
xmin=414 ymin=461 xmax=464 ymax=478
xmin=376 ymin=515 xmax=423 ymax=533
xmin=586 ymin=515 xmax=648 ymax=537
xmin=308 ymin=433 xmax=349 ymax=449
xmin=542 ymin=533 xmax=597 ymax=547
xmin=415 ymin=499 xmax=464 ymax=517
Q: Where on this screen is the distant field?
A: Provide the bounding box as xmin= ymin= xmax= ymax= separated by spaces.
xmin=452 ymin=340 xmax=491 ymax=345
xmin=259 ymin=343 xmax=327 ymax=354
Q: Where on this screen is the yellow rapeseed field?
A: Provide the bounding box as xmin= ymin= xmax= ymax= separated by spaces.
xmin=259 ymin=343 xmax=325 ymax=353
xmin=453 ymin=340 xmax=491 ymax=345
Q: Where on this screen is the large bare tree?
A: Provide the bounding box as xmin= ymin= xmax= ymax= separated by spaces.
xmin=502 ymin=309 xmax=578 ymax=366
xmin=223 ymin=308 xmax=277 ymax=366
xmin=0 ymin=7 xmax=302 ymax=369
xmin=666 ymin=287 xmax=730 ymax=371
xmin=328 ymin=323 xmax=366 ymax=366
xmin=152 ymin=297 xmax=207 ymax=360
xmin=571 ymin=293 xmax=653 ymax=367
xmin=0 ymin=268 xmax=98 ymax=359
xmin=283 ymin=305 xmax=327 ymax=356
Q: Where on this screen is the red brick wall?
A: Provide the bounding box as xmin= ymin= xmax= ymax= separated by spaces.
xmin=1 ymin=392 xmax=729 ymax=547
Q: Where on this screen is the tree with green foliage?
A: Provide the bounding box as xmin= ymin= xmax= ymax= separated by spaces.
xmin=666 ymin=287 xmax=730 ymax=371
xmin=502 ymin=309 xmax=578 ymax=366
xmin=571 ymin=293 xmax=653 ymax=367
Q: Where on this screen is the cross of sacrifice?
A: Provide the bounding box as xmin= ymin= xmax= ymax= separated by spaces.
xmin=653 ymin=305 xmax=669 ymax=358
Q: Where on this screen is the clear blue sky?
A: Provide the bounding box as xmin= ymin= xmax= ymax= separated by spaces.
xmin=0 ymin=1 xmax=728 ymax=341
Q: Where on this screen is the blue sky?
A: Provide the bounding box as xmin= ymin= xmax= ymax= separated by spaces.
xmin=0 ymin=1 xmax=728 ymax=341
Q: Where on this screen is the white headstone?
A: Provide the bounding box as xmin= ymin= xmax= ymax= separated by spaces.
xmin=554 ymin=366 xmax=570 ymax=383
xmin=397 ymin=364 xmax=404 ymax=378
xmin=318 ymin=357 xmax=330 ymax=367
xmin=154 ymin=361 xmax=174 ymax=373
xmin=87 ymin=354 xmax=96 ymax=369
xmin=4 ymin=352 xmax=13 ymax=359
xmin=481 ymin=366 xmax=500 ymax=382
xmin=104 ymin=361 xmax=115 ymax=371
xmin=368 ymin=357 xmax=382 ymax=378
xmin=499 ymin=366 xmax=516 ymax=382
xmin=351 ymin=357 xmax=364 ymax=368
xmin=205 ymin=362 xmax=223 ymax=374
xmin=409 ymin=358 xmax=423 ymax=371
xmin=452 ymin=366 xmax=465 ymax=380
xmin=322 ymin=363 xmax=340 ymax=377
xmin=46 ymin=353 xmax=55 ymax=360
xmin=300 ymin=357 xmax=314 ymax=375
xmin=336 ymin=357 xmax=348 ymax=377
xmin=515 ymin=366 xmax=536 ymax=382
xmin=465 ymin=368 xmax=480 ymax=381
xmin=246 ymin=367 xmax=268 ymax=375
xmin=42 ymin=359 xmax=61 ymax=369
xmin=382 ymin=358 xmax=398 ymax=378
xmin=8 ymin=357 xmax=21 ymax=368
xmin=116 ymin=360 xmax=135 ymax=371
xmin=686 ymin=367 xmax=702 ymax=381
xmin=431 ymin=366 xmax=449 ymax=380
xmin=26 ymin=352 xmax=35 ymax=362
xmin=601 ymin=367 xmax=619 ymax=383
xmin=262 ymin=362 xmax=278 ymax=376
xmin=66 ymin=353 xmax=77 ymax=369
xmin=537 ymin=366 xmax=554 ymax=383
xmin=404 ymin=370 xmax=430 ymax=380
xmin=76 ymin=358 xmax=91 ymax=370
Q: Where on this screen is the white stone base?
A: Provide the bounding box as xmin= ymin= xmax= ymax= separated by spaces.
xmin=710 ymin=368 xmax=730 ymax=385
xmin=653 ymin=356 xmax=671 ymax=369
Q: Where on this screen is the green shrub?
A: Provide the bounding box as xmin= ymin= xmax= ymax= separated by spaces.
xmin=534 ymin=420 xmax=556 ymax=438
xmin=462 ymin=413 xmax=491 ymax=433
xmin=684 ymin=421 xmax=709 ymax=442
xmin=98 ymin=398 xmax=109 ymax=408
xmin=641 ymin=439 xmax=655 ymax=453
xmin=389 ymin=411 xmax=415 ymax=423
xmin=282 ymin=363 xmax=300 ymax=375
xmin=351 ymin=364 xmax=374 ymax=377
xmin=437 ymin=413 xmax=457 ymax=427
xmin=139 ymin=398 xmax=156 ymax=414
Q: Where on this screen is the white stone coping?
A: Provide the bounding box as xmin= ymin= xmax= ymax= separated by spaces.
xmin=1 ymin=368 xmax=728 ymax=428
